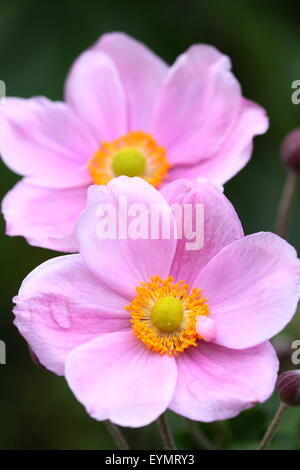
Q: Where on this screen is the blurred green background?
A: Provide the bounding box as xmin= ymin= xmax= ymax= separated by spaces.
xmin=0 ymin=0 xmax=300 ymax=450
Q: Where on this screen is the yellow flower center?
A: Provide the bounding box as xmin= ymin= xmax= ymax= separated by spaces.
xmin=126 ymin=276 xmax=210 ymax=356
xmin=88 ymin=131 xmax=170 ymax=187
xmin=112 ymin=147 xmax=146 ymax=177
xmin=151 ymin=296 xmax=184 ymax=332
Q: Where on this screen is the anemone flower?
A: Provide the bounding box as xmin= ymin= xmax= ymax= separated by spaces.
xmin=0 ymin=32 xmax=268 ymax=251
xmin=13 ymin=177 xmax=300 ymax=427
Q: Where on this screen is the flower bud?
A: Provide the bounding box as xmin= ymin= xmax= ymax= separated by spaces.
xmin=277 ymin=370 xmax=300 ymax=406
xmin=196 ymin=317 xmax=216 ymax=342
xmin=281 ymin=128 xmax=300 ymax=172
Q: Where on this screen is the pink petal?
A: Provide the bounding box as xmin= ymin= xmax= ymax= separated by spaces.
xmin=170 ymin=341 xmax=278 ymax=422
xmin=14 ymin=254 xmax=129 ymax=375
xmin=196 ymin=232 xmax=300 ymax=349
xmin=2 ymin=179 xmax=87 ymax=252
xmin=65 ymin=49 xmax=127 ymax=141
xmin=0 ymin=97 xmax=96 ymax=188
xmin=77 ymin=177 xmax=177 ymax=298
xmin=95 ymin=32 xmax=168 ymax=132
xmin=65 ymin=330 xmax=177 ymax=427
xmin=167 ymin=99 xmax=269 ymax=185
xmin=161 ymin=178 xmax=243 ymax=285
xmin=152 ymin=45 xmax=241 ymax=165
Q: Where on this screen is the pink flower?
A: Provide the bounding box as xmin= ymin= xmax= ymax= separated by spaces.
xmin=13 ymin=177 xmax=300 ymax=427
xmin=0 ymin=32 xmax=268 ymax=252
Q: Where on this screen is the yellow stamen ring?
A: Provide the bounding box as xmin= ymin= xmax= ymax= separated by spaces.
xmin=88 ymin=131 xmax=170 ymax=187
xmin=126 ymin=276 xmax=210 ymax=356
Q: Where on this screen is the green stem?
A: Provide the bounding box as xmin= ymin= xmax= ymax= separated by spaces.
xmin=104 ymin=420 xmax=130 ymax=450
xmin=276 ymin=170 xmax=299 ymax=239
xmin=185 ymin=418 xmax=216 ymax=450
xmin=258 ymin=402 xmax=288 ymax=450
xmin=158 ymin=414 xmax=176 ymax=450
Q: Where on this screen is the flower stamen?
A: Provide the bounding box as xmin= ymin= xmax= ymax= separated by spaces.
xmin=126 ymin=276 xmax=210 ymax=356
xmin=88 ymin=131 xmax=170 ymax=187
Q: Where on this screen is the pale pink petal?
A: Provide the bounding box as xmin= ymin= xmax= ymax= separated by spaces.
xmin=65 ymin=330 xmax=177 ymax=427
xmin=170 ymin=341 xmax=278 ymax=422
xmin=96 ymin=32 xmax=168 ymax=131
xmin=77 ymin=177 xmax=177 ymax=298
xmin=161 ymin=178 xmax=243 ymax=285
xmin=152 ymin=45 xmax=241 ymax=165
xmin=2 ymin=179 xmax=88 ymax=252
xmin=65 ymin=49 xmax=127 ymax=141
xmin=0 ymin=97 xmax=96 ymax=188
xmin=14 ymin=255 xmax=129 ymax=375
xmin=196 ymin=233 xmax=300 ymax=349
xmin=167 ymin=99 xmax=268 ymax=185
